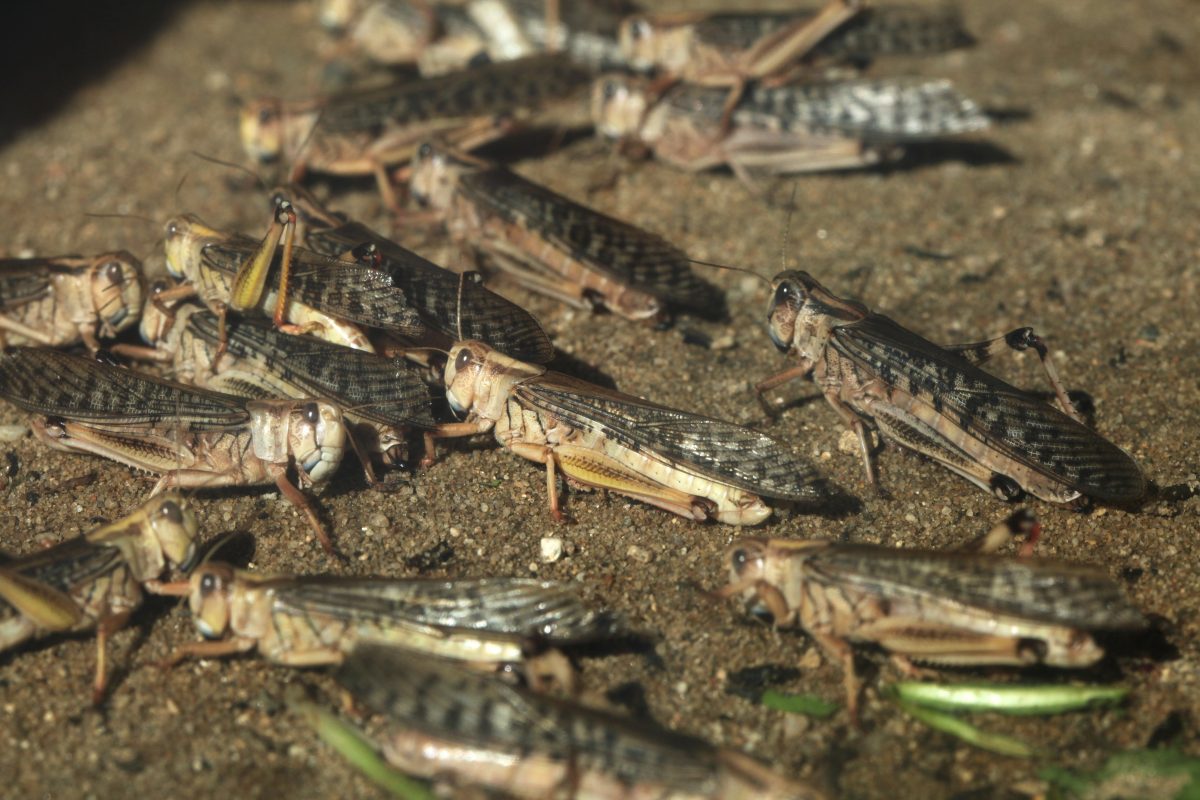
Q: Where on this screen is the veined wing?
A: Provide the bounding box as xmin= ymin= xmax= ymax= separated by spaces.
xmin=270 ymin=576 xmax=612 ymax=643
xmin=518 ymin=372 xmax=825 ymax=500
xmin=339 ymin=643 xmax=721 ymax=788
xmin=201 ymin=241 xmax=424 ymax=336
xmin=309 ymin=222 xmax=555 ymax=363
xmin=0 ymin=348 xmax=249 ymax=430
xmin=2 ymin=538 xmax=123 ymax=608
xmin=808 ymin=545 xmax=1147 ymax=630
xmin=0 ymin=259 xmax=55 ymax=309
xmin=832 ymin=315 xmax=1145 ymax=501
xmin=187 ymin=312 xmax=436 ymax=429
xmin=460 ymin=168 xmax=723 ymax=312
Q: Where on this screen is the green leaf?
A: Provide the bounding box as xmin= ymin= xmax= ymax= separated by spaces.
xmin=893 ymin=698 xmax=1034 ymax=757
xmin=892 ymin=682 xmax=1129 ymax=716
xmin=1041 ymin=749 xmax=1200 ymax=800
xmin=760 ymin=689 xmax=839 ymax=718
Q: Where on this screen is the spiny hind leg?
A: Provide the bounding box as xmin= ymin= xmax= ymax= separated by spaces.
xmin=943 ymin=327 xmax=1085 ymax=423
xmin=508 ymin=442 xmax=570 ymax=523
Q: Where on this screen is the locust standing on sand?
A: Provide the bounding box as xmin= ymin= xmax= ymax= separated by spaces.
xmin=757 ymin=270 xmax=1145 ymax=506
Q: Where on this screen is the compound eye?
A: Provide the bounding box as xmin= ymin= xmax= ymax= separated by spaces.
xmin=199 ymin=572 xmax=219 ymax=595
xmin=302 ymin=402 xmax=321 ymax=425
xmin=454 ymin=348 xmax=472 ymax=372
xmin=159 ymin=500 xmax=183 ymax=525
xmin=258 ymin=106 xmax=274 ymax=124
xmin=731 ymin=548 xmax=748 ymax=571
xmin=103 ymin=261 xmax=125 ymax=285
xmin=630 ymin=18 xmax=650 ymax=40
xmin=602 ymin=79 xmax=618 ymax=100
xmin=417 ymin=142 xmax=433 ymax=161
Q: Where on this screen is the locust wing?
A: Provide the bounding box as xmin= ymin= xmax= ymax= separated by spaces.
xmin=831 ymin=315 xmax=1145 ymax=501
xmin=338 ymin=644 xmax=722 ymax=788
xmin=0 ymin=348 xmax=250 ymax=431
xmin=807 ymin=545 xmax=1147 ymax=630
xmin=307 ymin=221 xmax=555 ymax=362
xmin=270 ymin=576 xmax=614 ymax=643
xmin=518 ymin=372 xmax=826 ymax=501
xmin=187 ymin=312 xmax=436 ymax=429
xmin=459 ymin=168 xmax=724 ymax=314
xmin=0 ymin=259 xmax=54 ymax=310
xmin=0 ymin=538 xmax=122 ymax=627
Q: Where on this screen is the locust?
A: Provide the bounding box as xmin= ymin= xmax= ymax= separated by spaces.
xmin=161 ymin=211 xmax=379 ymax=354
xmin=409 ymin=139 xmax=723 ymax=323
xmin=280 ymin=183 xmax=555 ymax=363
xmin=134 ymin=292 xmax=437 ymax=470
xmin=156 ymin=563 xmax=615 ymax=690
xmin=0 ymin=251 xmax=144 ymax=352
xmin=592 ymin=73 xmax=989 ymax=183
xmin=0 ymin=493 xmax=198 ymax=704
xmin=0 ymin=347 xmax=348 ymax=555
xmin=327 ymin=0 xmax=631 ymax=75
xmin=335 ymin=643 xmax=828 ymax=799
xmin=758 ymin=270 xmax=1146 ymax=506
xmin=716 ymin=514 xmax=1148 ymax=716
xmin=436 ymin=339 xmax=827 ymax=524
xmin=620 ymin=3 xmax=974 ymax=84
xmin=239 ymin=53 xmax=592 ymax=208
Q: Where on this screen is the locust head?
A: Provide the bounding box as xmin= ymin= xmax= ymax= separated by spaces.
xmin=410 ymin=140 xmax=479 ymax=210
xmin=591 ymin=74 xmax=647 ymax=140
xmin=164 ymin=214 xmax=222 ymax=282
xmin=618 ymin=15 xmax=690 ymax=74
xmin=245 ymin=400 xmax=346 ymax=487
xmin=188 ymin=563 xmax=236 ymax=639
xmin=88 ymin=252 xmax=144 ymax=337
xmin=316 ymin=0 xmax=362 ymax=32
xmin=88 ymin=492 xmax=200 ymax=580
xmin=240 ymin=97 xmax=306 ymax=165
xmin=767 ymin=271 xmax=865 ymax=363
xmin=445 ymin=340 xmax=542 ymax=425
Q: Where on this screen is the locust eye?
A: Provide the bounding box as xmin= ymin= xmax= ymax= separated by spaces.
xmin=602 ymin=79 xmax=618 ymax=100
xmin=166 ymin=221 xmax=180 ymax=239
xmin=731 ymin=548 xmax=748 ymax=572
xmin=454 ymin=348 xmax=473 ymax=372
xmin=417 ymin=142 xmax=433 ymax=161
xmin=199 ymin=572 xmax=220 ymax=596
xmin=773 ymin=282 xmax=802 ymax=307
xmin=258 ymin=106 xmax=275 ymax=124
xmin=103 ymin=261 xmax=125 ymax=285
xmin=302 ymin=402 xmax=321 ymax=425
xmin=629 ymin=18 xmax=650 ymax=40
xmin=159 ymin=500 xmax=183 ymax=525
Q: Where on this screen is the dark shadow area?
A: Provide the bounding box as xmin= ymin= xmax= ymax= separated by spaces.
xmin=882 ymin=140 xmax=1020 ymax=171
xmin=473 ymin=124 xmax=596 ymax=165
xmin=0 ymin=1 xmax=188 ymax=148
xmin=980 ymin=107 xmax=1035 ymax=125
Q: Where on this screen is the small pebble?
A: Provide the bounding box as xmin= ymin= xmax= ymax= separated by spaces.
xmin=540 ymin=536 xmax=564 ymax=563
xmin=0 ymin=424 xmax=27 ymax=443
xmin=626 ymin=544 xmax=652 ymax=564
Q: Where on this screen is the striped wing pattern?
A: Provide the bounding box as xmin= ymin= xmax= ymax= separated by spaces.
xmin=0 ymin=348 xmax=249 ymax=430
xmin=518 ymin=373 xmax=825 ymax=501
xmin=808 ymin=545 xmax=1147 ymax=629
xmin=832 ymin=315 xmax=1145 ymax=501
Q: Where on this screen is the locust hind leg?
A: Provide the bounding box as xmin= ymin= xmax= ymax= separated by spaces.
xmin=942 ymin=327 xmax=1085 ymax=423
xmin=508 ymin=442 xmax=571 ymax=522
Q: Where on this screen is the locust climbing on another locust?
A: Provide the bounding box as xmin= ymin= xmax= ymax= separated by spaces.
xmin=716 ymin=512 xmax=1149 ymax=717
xmin=156 ymin=563 xmax=616 ymax=690
xmin=239 ymin=54 xmax=591 ymax=208
xmin=0 ymin=252 xmax=144 ymax=352
xmin=758 ymin=270 xmax=1146 ymax=506
xmin=0 ymin=347 xmax=348 ymax=555
xmin=593 ymin=73 xmax=989 ymax=183
xmin=280 ymin=184 xmax=555 ymax=363
xmin=134 ymin=291 xmax=437 ymax=470
xmin=435 ymin=339 xmax=828 ymax=524
xmin=0 ymin=493 xmax=198 ymax=704
xmin=333 ymin=643 xmax=830 ymax=799
xmin=409 ymin=139 xmax=723 ymax=323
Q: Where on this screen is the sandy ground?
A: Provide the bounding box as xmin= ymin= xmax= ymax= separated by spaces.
xmin=1 ymin=1 xmax=1198 ymax=798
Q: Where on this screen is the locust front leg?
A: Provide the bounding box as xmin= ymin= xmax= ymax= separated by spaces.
xmin=753 ymin=360 xmax=812 ymax=419
xmin=509 ymin=442 xmax=571 ymax=523
xmin=160 ymin=636 xmax=258 ymax=668
xmin=93 ymin=608 xmax=133 ymax=706
xmin=943 ymin=327 xmax=1086 ymax=424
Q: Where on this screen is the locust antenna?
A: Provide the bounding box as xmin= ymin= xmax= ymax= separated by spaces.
xmin=687 ymin=257 xmax=771 ymax=289
xmin=191 ymin=151 xmax=269 ymax=193
xmin=780 ymin=182 xmax=798 ymax=273
xmin=455 ymin=271 xmax=466 ymax=342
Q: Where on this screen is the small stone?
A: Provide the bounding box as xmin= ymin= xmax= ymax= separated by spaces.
xmin=540 ymin=537 xmax=564 ymax=563
xmin=0 ymin=424 xmax=27 ymax=442
xmin=626 ymin=544 xmax=652 ymax=564
xmin=837 ymin=429 xmax=859 ymax=454
xmin=367 ymin=512 xmax=389 ymax=528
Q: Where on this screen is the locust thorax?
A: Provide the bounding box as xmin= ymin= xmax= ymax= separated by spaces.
xmin=245 ymin=400 xmax=346 ymax=486
xmin=591 ymin=74 xmax=647 ymax=139
xmin=444 ymin=340 xmax=542 ymax=425
xmin=92 ymin=493 xmax=200 ymax=580
xmin=88 ymin=252 xmax=144 ymax=337
xmin=239 ymin=98 xmax=318 ymax=166
xmin=409 ymin=140 xmax=477 ymax=210
xmin=618 ymin=16 xmax=690 ymax=73
xmin=188 ymin=563 xmax=236 ymax=639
